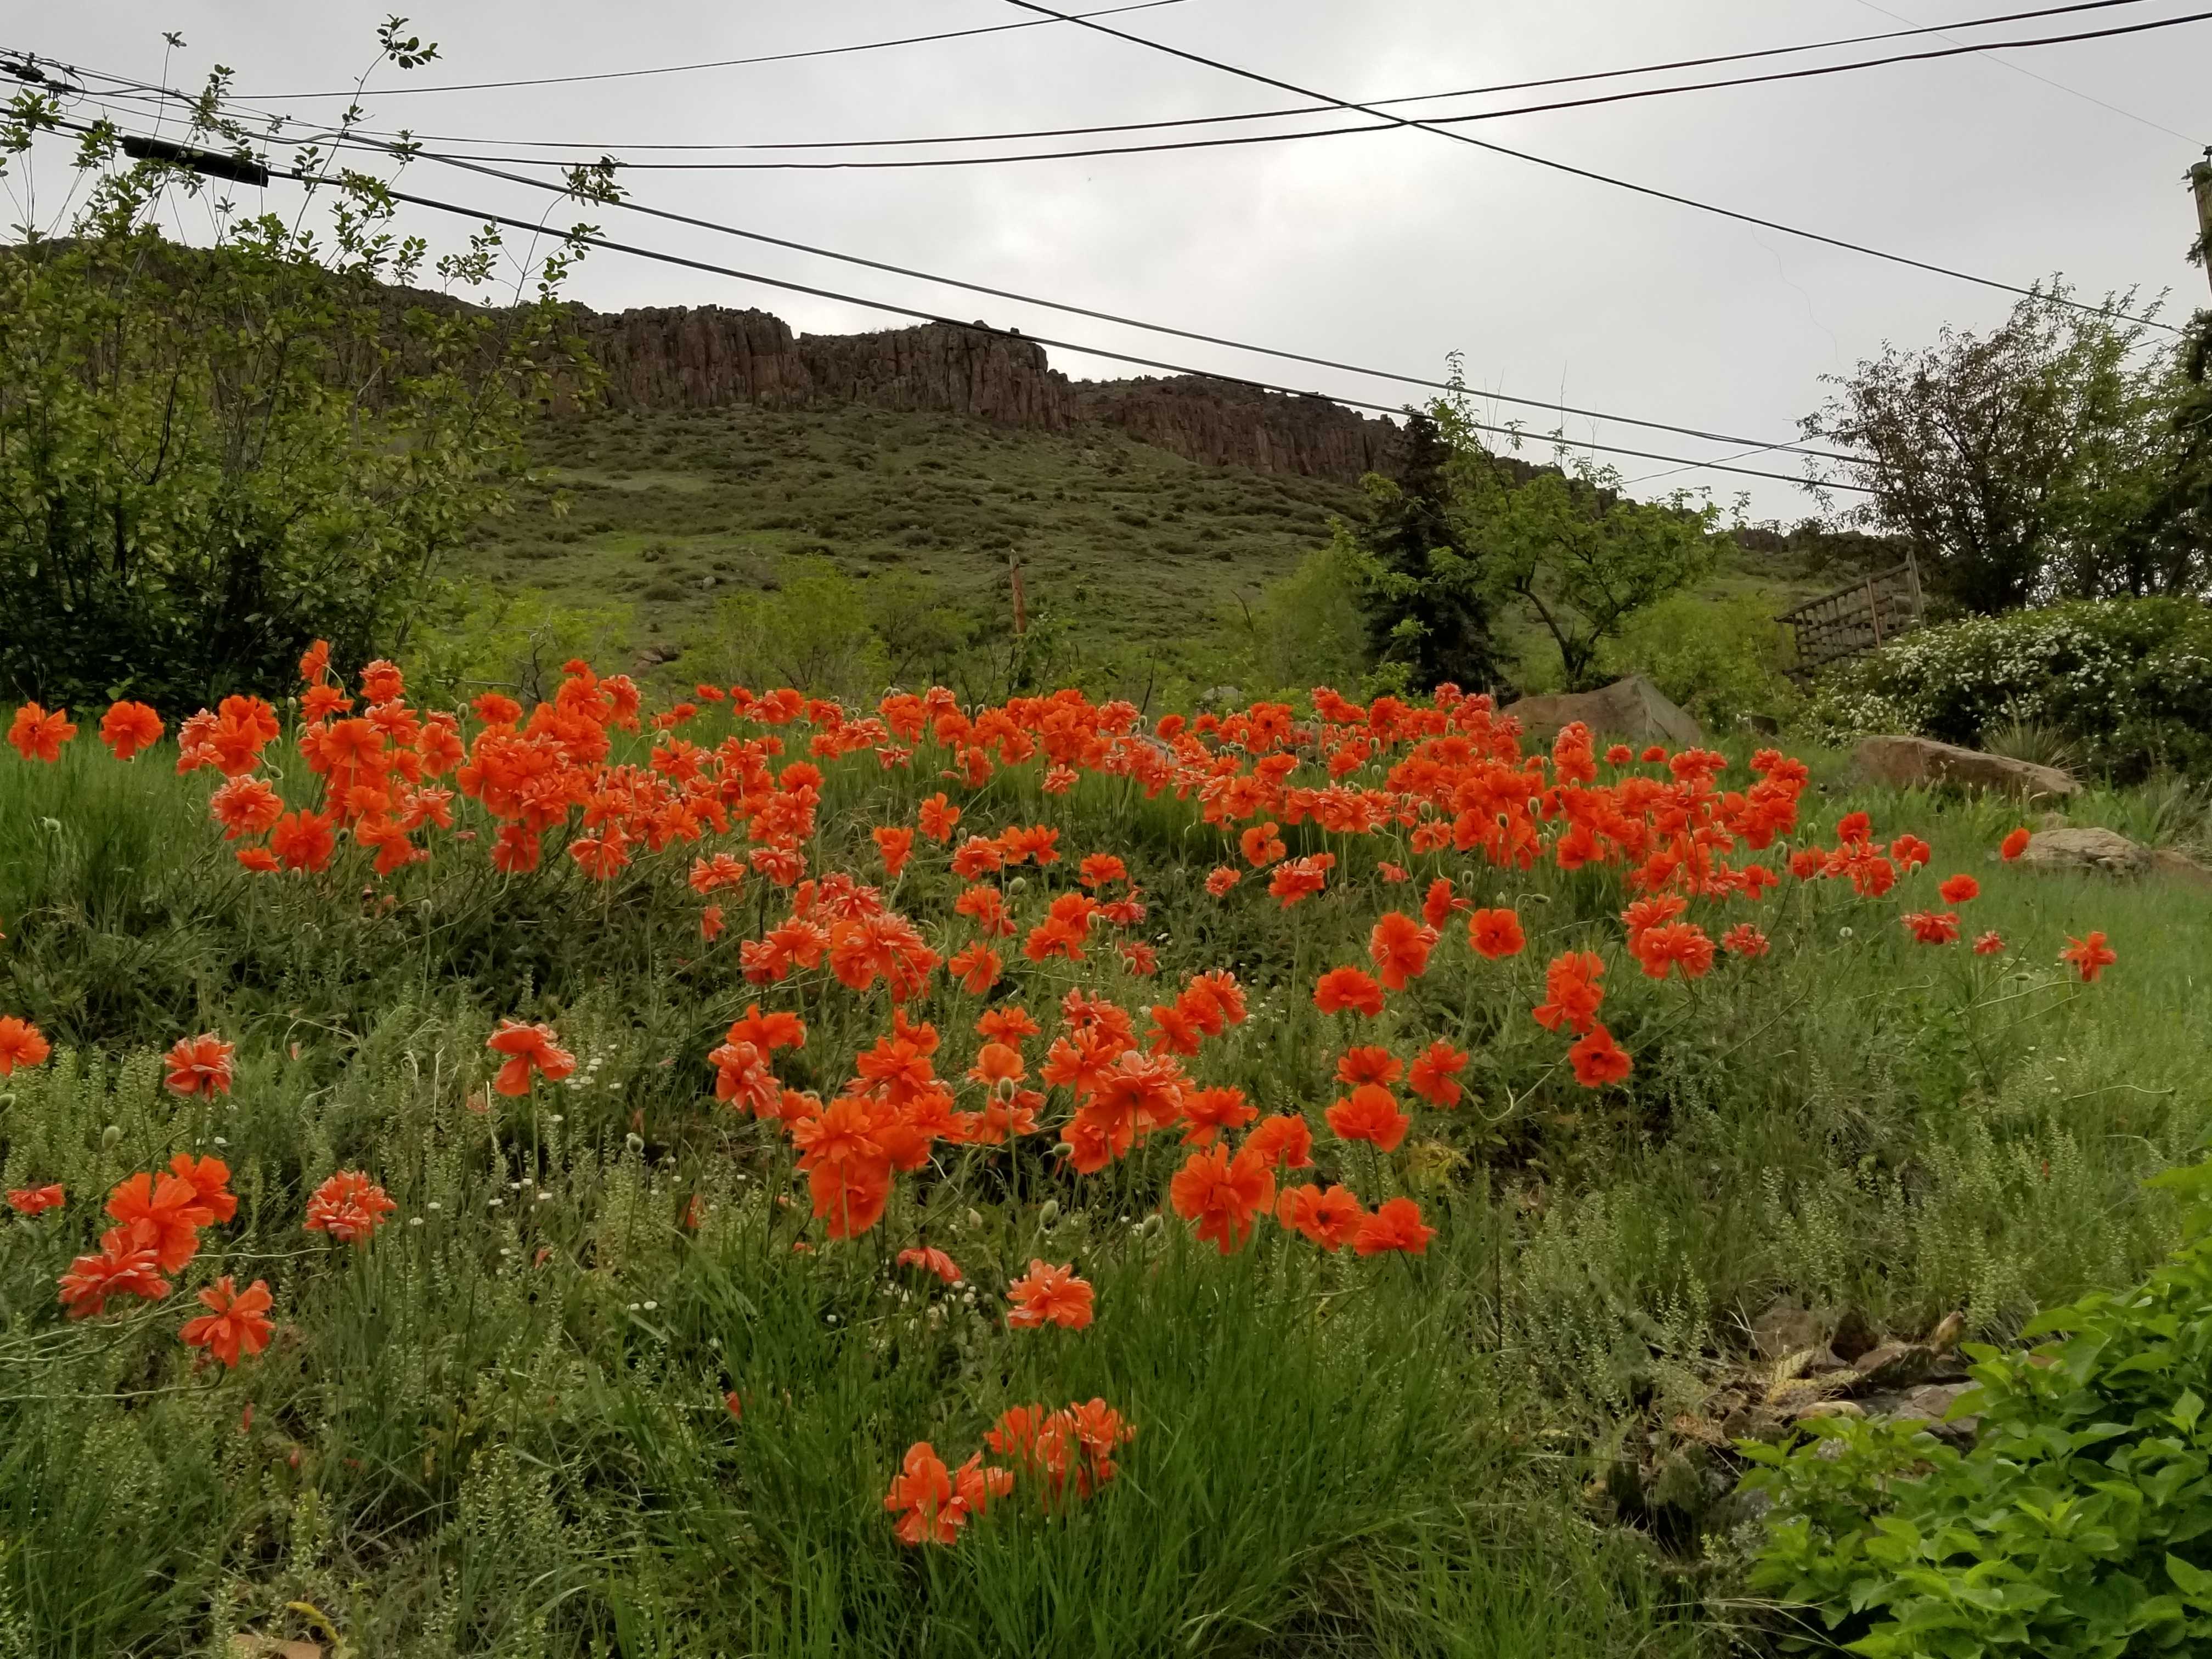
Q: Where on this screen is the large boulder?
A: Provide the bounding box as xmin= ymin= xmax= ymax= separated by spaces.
xmin=1504 ymin=675 xmax=1703 ymax=748
xmin=1852 ymin=735 xmax=2078 ymax=802
xmin=2021 ymin=826 xmax=2153 ymax=878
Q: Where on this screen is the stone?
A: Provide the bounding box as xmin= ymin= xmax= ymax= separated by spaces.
xmin=1849 ymin=1341 xmax=1938 ymax=1391
xmin=1504 ymin=675 xmax=1705 ymax=748
xmin=1751 ymin=1300 xmax=1826 ymax=1362
xmin=1860 ymin=1381 xmax=1978 ymax=1446
xmin=1851 ymin=735 xmax=2078 ymax=802
xmin=560 ymin=303 xmax=1402 ymax=482
xmin=2152 ymin=847 xmax=2212 ymax=889
xmin=2019 ymin=826 xmax=2154 ymax=879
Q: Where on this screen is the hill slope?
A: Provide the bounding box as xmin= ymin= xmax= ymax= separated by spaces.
xmin=461 ymin=403 xmax=1367 ymax=687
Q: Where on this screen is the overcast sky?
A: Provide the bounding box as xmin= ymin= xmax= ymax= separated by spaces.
xmin=13 ymin=0 xmax=2210 ymax=518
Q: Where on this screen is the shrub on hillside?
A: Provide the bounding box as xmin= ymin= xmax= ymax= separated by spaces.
xmin=1800 ymin=597 xmax=2212 ymax=780
xmin=1743 ymin=1158 xmax=2212 ymax=1656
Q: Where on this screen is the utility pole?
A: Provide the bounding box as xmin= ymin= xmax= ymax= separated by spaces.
xmin=2194 ymin=150 xmax=2212 ymax=300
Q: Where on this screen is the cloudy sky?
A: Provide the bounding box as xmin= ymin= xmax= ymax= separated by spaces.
xmin=14 ymin=0 xmax=2209 ymax=518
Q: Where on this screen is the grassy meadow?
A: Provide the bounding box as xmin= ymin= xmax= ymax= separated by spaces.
xmin=3 ymin=667 xmax=2210 ymax=1657
xmin=456 ymin=408 xmax=1836 ymax=705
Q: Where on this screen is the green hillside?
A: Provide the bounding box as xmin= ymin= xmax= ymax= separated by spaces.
xmin=456 ymin=403 xmax=1844 ymax=709
xmin=460 ymin=405 xmax=1363 ymax=685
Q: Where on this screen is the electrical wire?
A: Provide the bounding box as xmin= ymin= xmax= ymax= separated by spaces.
xmin=228 ymin=0 xmax=1193 ymax=100
xmin=52 ymin=122 xmax=1864 ymax=493
xmin=186 ymin=0 xmax=2205 ymax=159
xmin=19 ymin=70 xmax=1868 ymax=463
xmin=998 ymin=0 xmax=2183 ymax=333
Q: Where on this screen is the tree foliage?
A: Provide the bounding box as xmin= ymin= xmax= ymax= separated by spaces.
xmin=1804 ymin=286 xmax=2209 ymax=614
xmin=0 ymin=50 xmax=602 ymax=712
xmin=1346 ymin=388 xmax=1721 ymax=695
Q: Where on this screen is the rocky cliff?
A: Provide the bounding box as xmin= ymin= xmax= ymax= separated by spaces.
xmin=567 ymin=303 xmax=1400 ymax=482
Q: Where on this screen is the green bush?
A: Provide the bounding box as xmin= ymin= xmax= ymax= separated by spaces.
xmin=1743 ymin=1158 xmax=2212 ymax=1656
xmin=1609 ymin=594 xmax=1798 ymax=732
xmin=1800 ymin=598 xmax=2212 ymax=780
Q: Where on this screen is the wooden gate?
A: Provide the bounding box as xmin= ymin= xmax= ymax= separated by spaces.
xmin=1778 ymin=555 xmax=1926 ymax=682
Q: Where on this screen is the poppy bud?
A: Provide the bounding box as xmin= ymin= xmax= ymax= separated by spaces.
xmin=1038 ymin=1199 xmax=1060 ymax=1228
xmin=100 ymin=1124 xmax=122 ymax=1150
xmin=964 ymin=1208 xmax=983 ymax=1231
xmin=1137 ymin=1214 xmax=1163 ymax=1238
xmin=1007 ymin=876 xmax=1029 ymax=894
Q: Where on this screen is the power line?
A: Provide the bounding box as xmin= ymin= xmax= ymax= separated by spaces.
xmin=1852 ymin=0 xmax=2205 ymax=144
xmin=999 ymin=0 xmax=2185 ymax=335
xmin=27 ymin=73 xmax=1866 ymax=464
xmin=96 ymin=134 xmax=1860 ymax=493
xmin=193 ymin=0 xmax=2200 ymax=160
xmin=230 ymin=0 xmax=1193 ymax=100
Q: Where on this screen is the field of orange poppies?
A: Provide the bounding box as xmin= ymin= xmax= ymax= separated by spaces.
xmin=2 ymin=653 xmax=2207 ymax=1657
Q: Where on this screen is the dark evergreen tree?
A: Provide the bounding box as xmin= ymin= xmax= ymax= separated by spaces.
xmin=1356 ymin=411 xmax=1503 ymax=692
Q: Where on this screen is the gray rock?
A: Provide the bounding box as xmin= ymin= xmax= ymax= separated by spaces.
xmin=1852 ymin=735 xmax=2078 ymax=802
xmin=1504 ymin=675 xmax=1704 ymax=748
xmin=1751 ymin=1301 xmax=1827 ymax=1363
xmin=2020 ymin=826 xmax=2153 ymax=879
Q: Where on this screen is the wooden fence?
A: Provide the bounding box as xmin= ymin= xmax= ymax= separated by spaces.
xmin=1778 ymin=555 xmax=1926 ymax=681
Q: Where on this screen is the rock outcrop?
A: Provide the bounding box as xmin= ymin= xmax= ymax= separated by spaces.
xmin=563 ymin=303 xmax=1400 ymax=481
xmin=1851 ymin=735 xmax=2078 ymax=802
xmin=1503 ymin=676 xmax=1705 ymax=748
xmin=2019 ymin=826 xmax=2154 ymax=878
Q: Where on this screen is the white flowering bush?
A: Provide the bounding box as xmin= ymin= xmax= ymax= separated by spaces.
xmin=1801 ymin=599 xmax=2212 ymax=778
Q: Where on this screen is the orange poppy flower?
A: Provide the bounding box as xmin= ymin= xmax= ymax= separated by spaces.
xmin=1421 ymin=877 xmax=1469 ymax=930
xmin=1466 ymin=907 xmax=1525 ymax=960
xmin=1205 ymin=867 xmax=1240 ymax=896
xmin=168 ymin=1153 xmax=238 ymax=1223
xmin=1239 ymin=821 xmax=1286 ymax=868
xmin=947 ymin=943 xmax=1002 ymax=994
xmin=884 ymin=1442 xmax=960 ymax=1546
xmin=179 ymin=1276 xmax=275 ymax=1368
xmin=1312 ymin=966 xmax=1385 ymax=1018
xmin=1277 ymin=1183 xmax=1366 ymax=1250
xmin=163 ymin=1033 xmax=235 ymax=1097
xmin=1938 ymin=873 xmax=1979 ymax=904
xmin=2061 ymin=930 xmax=2117 ymax=982
xmin=1169 ymin=1142 xmax=1276 ymax=1254
xmin=1716 ymin=924 xmax=1769 ymax=960
xmin=1352 ymin=1195 xmax=1434 ymax=1256
xmin=487 ymin=1020 xmax=578 ymax=1095
xmin=1368 ymin=911 xmax=1439 ymax=988
xmin=1633 ymin=921 xmax=1715 ymax=981
xmin=1243 ymin=1113 xmax=1314 ymax=1171
xmin=917 ymin=792 xmax=962 ymax=842
xmin=6 ymin=1184 xmax=63 ymax=1216
xmin=1999 ymin=827 xmax=2032 ymax=861
xmin=967 ymin=1042 xmax=1026 ymax=1092
xmin=6 ymin=702 xmax=76 ymax=763
xmin=701 ymin=904 xmax=725 ymax=941
xmin=1079 ymin=853 xmax=1128 ymax=889
xmin=1973 ymin=930 xmax=2005 ymax=956
xmin=1407 ymin=1040 xmax=1467 ymax=1107
xmin=99 ymin=700 xmax=164 ymax=760
xmin=873 ymin=825 xmax=915 ymax=878
xmin=105 ymin=1171 xmax=212 ymax=1273
xmin=1889 ymin=834 xmax=1932 ymax=871
xmin=57 ymin=1227 xmax=170 ymax=1318
xmin=1334 ymin=1046 xmax=1404 ymax=1088
xmin=0 ymin=1016 xmax=52 ymax=1075
xmin=976 ymin=1005 xmax=1041 ymax=1044
xmin=1567 ymin=1024 xmax=1633 ymax=1088
xmin=895 ymin=1246 xmax=964 ymax=1284
xmin=1325 ymin=1083 xmax=1409 ymax=1153
xmin=1006 ymin=1260 xmax=1094 ymax=1330
xmin=1902 ymin=910 xmax=1960 ymax=945
xmin=1268 ymin=853 xmax=1334 ymax=907
xmin=268 ymin=809 xmax=337 ymax=873
xmin=304 ymin=1171 xmax=396 ymax=1244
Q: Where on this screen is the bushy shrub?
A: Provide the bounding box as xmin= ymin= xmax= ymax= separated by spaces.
xmin=1800 ymin=597 xmax=2212 ymax=779
xmin=1743 ymin=1159 xmax=2212 ymax=1656
xmin=1609 ymin=594 xmax=1799 ymax=732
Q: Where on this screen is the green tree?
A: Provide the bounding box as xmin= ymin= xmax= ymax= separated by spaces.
xmin=1352 ymin=411 xmax=1503 ymax=692
xmin=0 ymin=43 xmax=602 ymax=712
xmin=1804 ymin=285 xmax=2203 ymax=612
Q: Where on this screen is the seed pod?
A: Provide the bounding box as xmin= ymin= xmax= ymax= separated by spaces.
xmin=625 ymin=1131 xmax=646 ymax=1153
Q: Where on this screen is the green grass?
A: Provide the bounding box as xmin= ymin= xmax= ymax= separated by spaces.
xmin=3 ymin=713 xmax=2210 ymax=1656
xmin=463 ymin=407 xmax=1365 ymax=684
